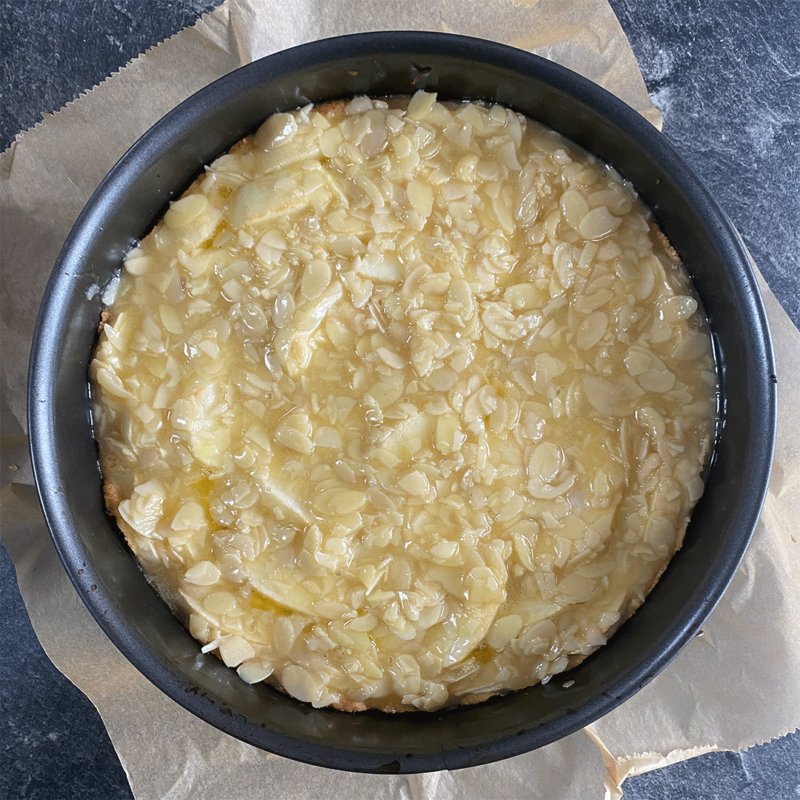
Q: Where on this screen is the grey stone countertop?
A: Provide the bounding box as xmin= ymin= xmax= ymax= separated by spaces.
xmin=1 ymin=1 xmax=798 ymax=798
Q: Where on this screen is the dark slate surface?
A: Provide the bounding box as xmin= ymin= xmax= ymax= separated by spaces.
xmin=1 ymin=1 xmax=798 ymax=798
xmin=611 ymin=0 xmax=800 ymax=332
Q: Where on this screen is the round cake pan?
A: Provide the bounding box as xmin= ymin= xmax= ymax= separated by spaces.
xmin=28 ymin=32 xmax=776 ymax=773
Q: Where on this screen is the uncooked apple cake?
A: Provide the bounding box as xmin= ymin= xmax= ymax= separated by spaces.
xmin=90 ymin=92 xmax=717 ymax=711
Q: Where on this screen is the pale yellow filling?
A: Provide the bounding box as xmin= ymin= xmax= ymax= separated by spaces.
xmin=91 ymin=93 xmax=716 ymax=711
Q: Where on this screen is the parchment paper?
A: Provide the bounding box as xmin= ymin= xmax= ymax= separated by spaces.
xmin=1 ymin=1 xmax=798 ymax=798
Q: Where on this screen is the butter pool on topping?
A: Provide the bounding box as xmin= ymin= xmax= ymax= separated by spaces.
xmin=91 ymin=92 xmax=717 ymax=711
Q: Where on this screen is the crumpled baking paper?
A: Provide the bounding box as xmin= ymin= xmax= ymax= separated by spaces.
xmin=1 ymin=0 xmax=798 ymax=798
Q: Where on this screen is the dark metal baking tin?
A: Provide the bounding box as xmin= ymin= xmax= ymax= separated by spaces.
xmin=28 ymin=32 xmax=776 ymax=773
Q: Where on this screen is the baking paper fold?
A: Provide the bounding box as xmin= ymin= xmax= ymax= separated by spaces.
xmin=1 ymin=0 xmax=798 ymax=798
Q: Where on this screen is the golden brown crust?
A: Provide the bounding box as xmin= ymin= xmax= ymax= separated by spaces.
xmin=226 ymin=136 xmax=252 ymax=155
xmin=103 ymin=481 xmax=120 ymax=517
xmin=98 ymin=309 xmax=111 ymax=334
xmin=654 ymin=227 xmax=681 ymax=264
xmin=330 ymin=697 xmax=369 ymax=713
xmin=318 ymin=99 xmax=350 ymax=117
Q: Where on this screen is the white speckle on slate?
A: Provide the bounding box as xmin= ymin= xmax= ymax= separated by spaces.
xmin=648 ymin=48 xmax=675 ymax=81
xmin=649 ymin=85 xmax=674 ymax=119
xmin=746 ymin=107 xmax=784 ymax=151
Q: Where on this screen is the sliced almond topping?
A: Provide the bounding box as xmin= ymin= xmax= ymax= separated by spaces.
xmin=93 ymin=96 xmax=716 ymax=714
